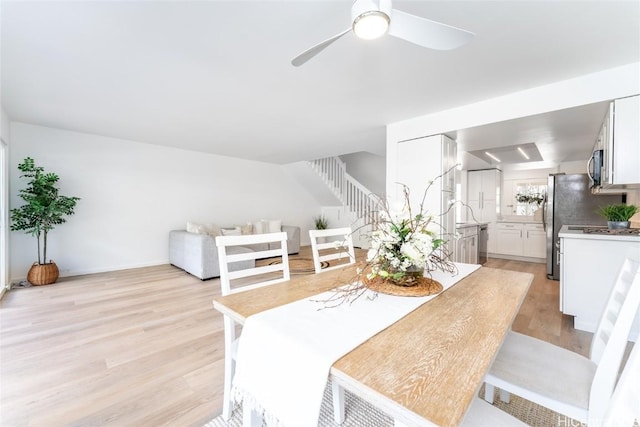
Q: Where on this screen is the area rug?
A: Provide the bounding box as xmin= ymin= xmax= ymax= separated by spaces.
xmin=264 ymin=258 xmax=329 ymax=275
xmin=202 ymin=383 xmax=576 ymax=427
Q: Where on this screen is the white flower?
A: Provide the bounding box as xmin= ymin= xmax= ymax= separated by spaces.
xmin=366 ymin=248 xmax=378 ymax=262
xmin=400 ymin=241 xmax=422 ymax=262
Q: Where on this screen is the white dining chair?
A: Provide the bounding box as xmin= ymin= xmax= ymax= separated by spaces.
xmin=309 ymin=227 xmax=356 ymax=273
xmin=460 ymin=342 xmax=640 ymax=427
xmin=482 ymin=254 xmax=640 ymax=425
xmin=460 ymin=398 xmax=529 ymax=427
xmin=308 ymin=227 xmax=356 ymax=423
xmin=216 ymin=232 xmax=290 ymax=421
xmin=603 ymin=340 xmax=640 ymax=427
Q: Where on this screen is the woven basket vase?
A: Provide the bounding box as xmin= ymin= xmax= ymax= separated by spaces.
xmin=27 ymin=262 xmax=59 ymax=286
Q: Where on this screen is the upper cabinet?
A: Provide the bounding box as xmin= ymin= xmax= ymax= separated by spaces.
xmin=589 ymin=95 xmax=640 ymax=191
xmin=466 ymin=168 xmax=502 ymax=223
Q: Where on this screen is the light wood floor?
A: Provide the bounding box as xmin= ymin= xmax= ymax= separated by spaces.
xmin=0 ymin=249 xmax=592 ymax=427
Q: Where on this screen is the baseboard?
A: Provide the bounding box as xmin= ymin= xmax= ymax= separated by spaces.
xmin=489 ymin=253 xmax=546 ymax=264
xmin=9 ymin=259 xmax=171 ymax=283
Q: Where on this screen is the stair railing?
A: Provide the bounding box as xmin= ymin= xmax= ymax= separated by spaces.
xmin=308 ymin=157 xmax=382 ymax=225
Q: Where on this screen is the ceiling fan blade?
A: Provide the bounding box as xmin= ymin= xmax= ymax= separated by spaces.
xmin=291 ymin=28 xmax=352 ymax=67
xmin=388 ymin=9 xmax=474 ymax=51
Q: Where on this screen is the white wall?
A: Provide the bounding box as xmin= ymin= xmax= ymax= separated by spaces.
xmin=9 ymin=123 xmax=322 ymax=281
xmin=340 ymin=152 xmax=386 ymax=197
xmin=1 ymin=107 xmax=10 ymax=292
xmin=386 ymin=63 xmax=640 ymax=197
xmin=1 ymin=108 xmax=9 ymax=143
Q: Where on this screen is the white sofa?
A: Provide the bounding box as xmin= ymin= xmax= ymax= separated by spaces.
xmin=168 ymin=225 xmax=300 ymax=280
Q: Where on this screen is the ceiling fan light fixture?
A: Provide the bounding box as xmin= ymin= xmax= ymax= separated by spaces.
xmin=353 ymin=10 xmax=390 ymax=40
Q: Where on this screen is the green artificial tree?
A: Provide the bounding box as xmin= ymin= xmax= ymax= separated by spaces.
xmin=10 ymin=157 xmax=80 ymax=271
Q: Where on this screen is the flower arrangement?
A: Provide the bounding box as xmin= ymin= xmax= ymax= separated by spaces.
xmin=366 ymin=186 xmax=445 ymax=284
xmin=319 ymin=175 xmax=457 ymax=308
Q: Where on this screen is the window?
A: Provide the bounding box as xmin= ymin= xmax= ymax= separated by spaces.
xmin=514 ymin=182 xmax=546 ymax=216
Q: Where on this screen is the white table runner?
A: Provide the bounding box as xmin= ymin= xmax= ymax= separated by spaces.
xmin=232 ymin=263 xmax=481 ymax=427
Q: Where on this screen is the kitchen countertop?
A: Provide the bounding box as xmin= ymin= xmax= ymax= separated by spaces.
xmin=456 ymin=222 xmax=487 ymax=229
xmin=559 ymin=225 xmax=640 ymax=242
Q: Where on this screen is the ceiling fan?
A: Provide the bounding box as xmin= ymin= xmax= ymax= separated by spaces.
xmin=291 ymin=0 xmax=475 ymax=67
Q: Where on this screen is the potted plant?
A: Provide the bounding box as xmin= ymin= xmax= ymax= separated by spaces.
xmin=313 ymin=215 xmax=328 ymax=230
xmin=313 ymin=215 xmax=328 ymax=243
xmin=596 ymin=203 xmax=638 ymax=229
xmin=10 ymin=157 xmax=80 ymax=285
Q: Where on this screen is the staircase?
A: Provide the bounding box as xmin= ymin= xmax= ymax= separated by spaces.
xmin=308 ymin=157 xmax=382 ymax=231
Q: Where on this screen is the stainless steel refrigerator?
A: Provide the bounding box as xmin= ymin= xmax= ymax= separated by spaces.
xmin=544 ymin=173 xmax=624 ymax=280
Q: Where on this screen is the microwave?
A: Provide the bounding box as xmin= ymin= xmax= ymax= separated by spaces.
xmin=587 ymin=149 xmax=603 ymax=188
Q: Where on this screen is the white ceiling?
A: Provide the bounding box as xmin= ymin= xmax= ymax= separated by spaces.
xmin=450 ymin=100 xmax=612 ymax=170
xmin=1 ymin=1 xmax=638 ymax=165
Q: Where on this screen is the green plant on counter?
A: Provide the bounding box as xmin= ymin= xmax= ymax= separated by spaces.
xmin=313 ymin=215 xmax=328 ymax=230
xmin=596 ymin=203 xmax=638 ymax=222
xmin=515 ymin=192 xmax=545 ymax=206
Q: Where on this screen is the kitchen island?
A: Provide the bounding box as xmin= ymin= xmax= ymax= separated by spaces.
xmin=559 ymin=225 xmax=640 ymax=341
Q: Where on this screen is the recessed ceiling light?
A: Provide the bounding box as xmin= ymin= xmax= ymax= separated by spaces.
xmin=485 ymin=152 xmax=501 ymax=163
xmin=517 ymin=147 xmax=530 ymax=160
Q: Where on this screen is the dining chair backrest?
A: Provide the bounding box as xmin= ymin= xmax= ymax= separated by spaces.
xmin=309 ymin=227 xmax=356 ymax=273
xmin=587 ymin=254 xmax=640 ymax=424
xmin=590 ymin=254 xmax=640 ymax=364
xmin=216 ymin=231 xmax=290 ymax=421
xmin=602 ymin=341 xmax=639 ymax=427
xmin=216 ymin=232 xmax=290 ymax=296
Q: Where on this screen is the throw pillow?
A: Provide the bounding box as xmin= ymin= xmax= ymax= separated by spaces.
xmin=252 ymin=220 xmax=265 ymax=234
xmin=205 ymin=223 xmax=221 ymax=237
xmin=238 ymin=223 xmax=253 ymax=235
xmin=221 ymin=227 xmax=241 ymax=236
xmin=251 ymin=219 xmax=282 ymax=234
xmin=186 ymin=221 xmax=205 ymax=234
xmin=186 ymin=221 xmax=221 ymax=237
xmin=267 ymin=219 xmax=282 ymax=233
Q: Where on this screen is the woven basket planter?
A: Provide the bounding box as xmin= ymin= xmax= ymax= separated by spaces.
xmin=27 ymin=262 xmax=59 ymax=286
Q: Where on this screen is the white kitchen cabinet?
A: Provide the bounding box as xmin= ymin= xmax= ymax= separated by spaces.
xmin=610 ymin=95 xmax=640 ymax=186
xmin=466 ymin=169 xmax=502 ymax=253
xmin=559 ymin=227 xmax=640 ymax=340
xmin=494 ymin=222 xmax=546 ymax=259
xmin=591 ymin=95 xmax=640 ymax=190
xmin=495 ymin=223 xmax=523 ymax=256
xmin=523 ymin=223 xmax=546 ymax=258
xmin=455 ymin=225 xmax=478 ymax=264
xmin=467 ymin=169 xmax=502 ymax=222
xmin=396 ymin=135 xmax=457 ymax=255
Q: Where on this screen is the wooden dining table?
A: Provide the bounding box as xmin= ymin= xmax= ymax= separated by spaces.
xmin=212 ymin=265 xmax=532 ymax=427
